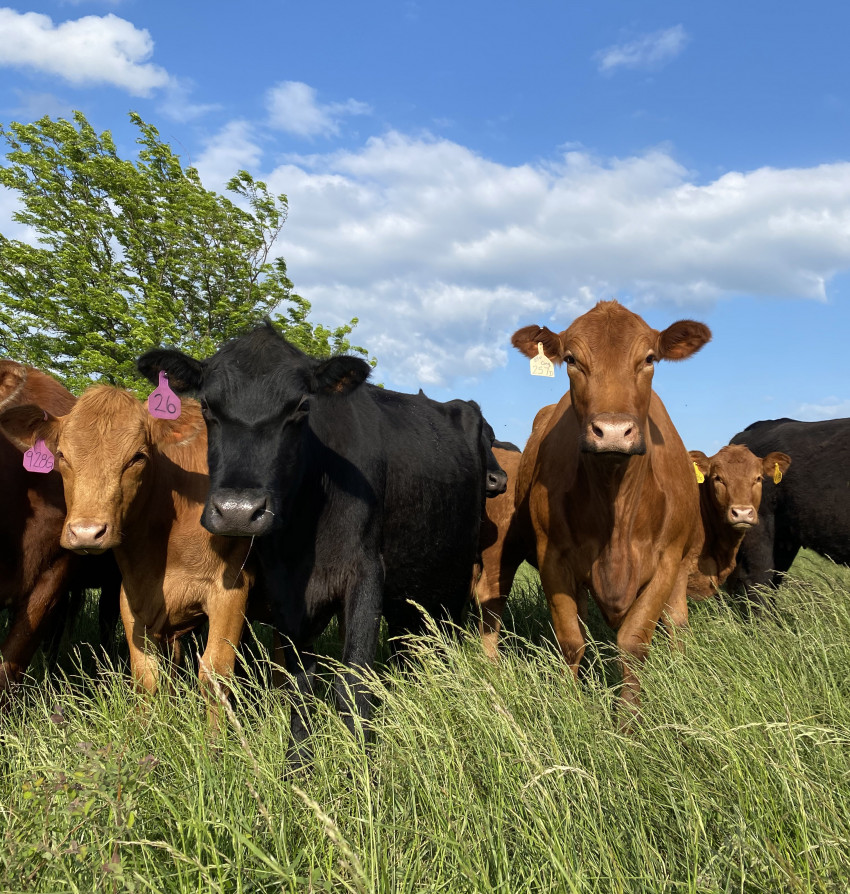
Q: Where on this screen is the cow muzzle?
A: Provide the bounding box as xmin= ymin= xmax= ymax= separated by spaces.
xmin=486 ymin=468 xmax=508 ymax=497
xmin=62 ymin=519 xmax=113 ymax=554
xmin=728 ymin=505 xmax=757 ymax=529
xmin=580 ymin=413 xmax=646 ymax=456
xmin=203 ymin=488 xmax=275 ymax=537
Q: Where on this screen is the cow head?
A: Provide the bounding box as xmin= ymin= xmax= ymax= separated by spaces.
xmin=138 ymin=323 xmax=371 ymax=537
xmin=689 ymin=445 xmax=792 ymax=530
xmin=0 ymin=387 xmax=202 ymax=553
xmin=512 ymin=300 xmax=711 ymax=456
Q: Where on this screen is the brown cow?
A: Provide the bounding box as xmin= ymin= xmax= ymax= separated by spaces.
xmin=0 ymin=387 xmax=254 ymax=719
xmin=512 ymin=300 xmax=710 ymax=715
xmin=688 ymin=445 xmax=791 ymax=600
xmin=473 ymin=442 xmax=526 ymax=660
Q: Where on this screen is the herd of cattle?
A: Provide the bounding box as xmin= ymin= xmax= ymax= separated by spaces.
xmin=1 ymin=300 xmax=848 ymax=755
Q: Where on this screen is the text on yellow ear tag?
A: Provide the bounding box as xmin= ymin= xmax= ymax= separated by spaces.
xmin=773 ymin=463 xmax=783 ymax=484
xmin=530 ymin=342 xmax=555 ymax=378
xmin=693 ymin=462 xmax=705 ymax=484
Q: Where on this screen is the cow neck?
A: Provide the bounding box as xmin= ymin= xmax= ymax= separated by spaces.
xmin=577 ymin=446 xmax=652 ymax=514
xmin=698 ymin=489 xmax=747 ymax=583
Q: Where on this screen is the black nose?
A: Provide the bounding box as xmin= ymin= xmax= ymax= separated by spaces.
xmin=203 ymin=490 xmax=274 ymax=536
xmin=486 ymin=470 xmax=508 ymax=496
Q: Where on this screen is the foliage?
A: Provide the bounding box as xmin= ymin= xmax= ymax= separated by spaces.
xmin=1 ymin=553 xmax=849 ymax=892
xmin=0 ymin=111 xmax=367 ymax=393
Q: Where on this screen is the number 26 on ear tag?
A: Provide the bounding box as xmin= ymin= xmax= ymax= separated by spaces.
xmin=148 ymin=371 xmax=181 ymax=420
xmin=23 ymin=438 xmax=55 ymax=473
xmin=530 ymin=342 xmax=555 ymax=378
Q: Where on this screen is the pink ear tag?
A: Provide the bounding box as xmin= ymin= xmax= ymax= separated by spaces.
xmin=23 ymin=438 xmax=55 ymax=473
xmin=148 ymin=371 xmax=181 ymax=420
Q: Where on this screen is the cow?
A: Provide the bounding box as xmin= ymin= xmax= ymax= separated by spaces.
xmin=726 ymin=417 xmax=849 ymax=602
xmin=511 ymin=300 xmax=710 ymax=716
xmin=0 ymin=361 xmax=120 ymax=701
xmin=473 ymin=441 xmax=526 ymax=660
xmin=0 ymin=386 xmax=254 ymax=720
xmin=687 ymin=445 xmax=791 ymax=600
xmin=138 ymin=323 xmax=496 ymax=765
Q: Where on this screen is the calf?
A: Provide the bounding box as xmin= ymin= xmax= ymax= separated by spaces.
xmin=727 ymin=417 xmax=848 ymax=601
xmin=139 ymin=324 xmax=494 ymax=764
xmin=0 ymin=387 xmax=253 ymax=717
xmin=0 ymin=361 xmax=118 ymax=699
xmin=688 ymin=445 xmax=791 ymax=599
xmin=512 ymin=300 xmax=710 ymax=715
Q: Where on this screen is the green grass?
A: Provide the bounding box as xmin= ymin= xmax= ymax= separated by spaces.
xmin=1 ymin=551 xmax=849 ymax=892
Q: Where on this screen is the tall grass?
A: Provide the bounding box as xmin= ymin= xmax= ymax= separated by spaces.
xmin=1 ymin=552 xmax=849 ymax=892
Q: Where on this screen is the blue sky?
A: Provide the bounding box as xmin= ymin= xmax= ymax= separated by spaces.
xmin=1 ymin=1 xmax=849 ymax=453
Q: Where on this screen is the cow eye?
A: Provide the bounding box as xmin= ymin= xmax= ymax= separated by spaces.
xmin=564 ymin=354 xmax=576 ymax=366
xmin=294 ymin=396 xmax=311 ymax=415
xmin=127 ymin=452 xmax=147 ymax=467
xmin=55 ymin=450 xmax=64 ymax=461
xmin=645 ymin=353 xmax=657 ymax=365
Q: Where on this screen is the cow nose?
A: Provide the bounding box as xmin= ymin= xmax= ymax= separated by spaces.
xmin=582 ymin=413 xmax=646 ymax=455
xmin=205 ymin=490 xmax=274 ymax=536
xmin=728 ymin=505 xmax=756 ymax=527
xmin=486 ymin=469 xmax=508 ymax=496
xmin=64 ymin=520 xmax=109 ymax=551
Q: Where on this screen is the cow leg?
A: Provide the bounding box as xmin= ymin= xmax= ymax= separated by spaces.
xmin=198 ymin=601 xmax=247 ymax=727
xmin=335 ymin=566 xmax=383 ymax=742
xmin=282 ymin=641 xmax=319 ymax=769
xmin=120 ymin=587 xmax=164 ymax=696
xmin=539 ymin=555 xmax=586 ymax=679
xmin=0 ymin=558 xmax=72 ymax=702
xmin=661 ymin=563 xmax=690 ymax=653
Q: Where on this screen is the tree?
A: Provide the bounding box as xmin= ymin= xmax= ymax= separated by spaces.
xmin=0 ymin=111 xmax=367 ymax=393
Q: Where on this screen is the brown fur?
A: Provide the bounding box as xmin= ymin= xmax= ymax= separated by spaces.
xmin=0 ymin=361 xmax=79 ymax=698
xmin=3 ymin=385 xmax=255 ymax=719
xmin=512 ymin=301 xmax=711 ymax=716
xmin=688 ymin=445 xmax=791 ymax=599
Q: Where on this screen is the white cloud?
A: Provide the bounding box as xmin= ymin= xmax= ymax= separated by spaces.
xmin=265 ymin=81 xmax=371 ymax=138
xmin=0 ymin=8 xmax=171 ymax=96
xmin=596 ymin=25 xmax=689 ymax=74
xmin=194 ymin=120 xmax=263 ymax=185
xmin=797 ymin=398 xmax=850 ymax=420
xmin=158 ymin=78 xmax=220 ymax=122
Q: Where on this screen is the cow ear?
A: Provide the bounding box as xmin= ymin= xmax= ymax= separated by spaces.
xmin=657 ymin=320 xmax=712 ymax=361
xmin=0 ymin=405 xmax=61 ymax=453
xmin=0 ymin=362 xmax=26 ymax=410
xmin=762 ymin=451 xmax=791 ymax=480
xmin=688 ymin=450 xmax=711 ymax=478
xmin=511 ymin=326 xmax=564 ymax=363
xmin=313 ymin=356 xmax=371 ymax=395
xmin=137 ymin=349 xmax=204 ymax=394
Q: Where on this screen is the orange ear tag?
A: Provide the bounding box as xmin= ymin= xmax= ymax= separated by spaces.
xmin=773 ymin=463 xmax=783 ymax=485
xmin=693 ymin=462 xmax=705 ymax=484
xmin=530 ymin=342 xmax=555 ymax=378
xmin=149 ymin=371 xmax=181 ymax=420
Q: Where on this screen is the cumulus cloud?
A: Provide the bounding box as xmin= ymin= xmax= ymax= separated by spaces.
xmin=265 ymin=81 xmax=371 ymax=138
xmin=193 ymin=120 xmax=263 ymax=186
xmin=596 ymin=25 xmax=689 ymax=74
xmin=0 ymin=8 xmax=171 ymax=96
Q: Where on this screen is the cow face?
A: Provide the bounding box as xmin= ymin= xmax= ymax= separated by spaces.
xmin=690 ymin=445 xmax=792 ymax=530
xmin=512 ymin=300 xmax=711 ymax=456
xmin=138 ymin=324 xmax=371 ymax=537
xmin=0 ymin=389 xmax=160 ymax=553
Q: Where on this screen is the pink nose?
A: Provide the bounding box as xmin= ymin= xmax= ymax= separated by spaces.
xmin=64 ymin=520 xmax=109 ymax=550
xmin=582 ymin=413 xmax=646 ymax=455
xmin=728 ymin=505 xmax=756 ymax=526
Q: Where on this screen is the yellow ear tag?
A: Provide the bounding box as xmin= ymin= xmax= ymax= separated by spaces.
xmin=693 ymin=462 xmax=705 ymax=484
xmin=773 ymin=463 xmax=783 ymax=485
xmin=530 ymin=342 xmax=555 ymax=378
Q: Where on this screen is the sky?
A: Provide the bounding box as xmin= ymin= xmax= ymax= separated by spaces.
xmin=1 ymin=0 xmax=850 ymax=454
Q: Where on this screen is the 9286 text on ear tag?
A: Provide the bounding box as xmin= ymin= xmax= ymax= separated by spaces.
xmin=148 ymin=371 xmax=181 ymax=420
xmin=23 ymin=438 xmax=55 ymax=473
xmin=530 ymin=342 xmax=555 ymax=378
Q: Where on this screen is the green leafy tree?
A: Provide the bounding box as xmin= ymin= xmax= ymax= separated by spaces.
xmin=0 ymin=111 xmax=367 ymax=393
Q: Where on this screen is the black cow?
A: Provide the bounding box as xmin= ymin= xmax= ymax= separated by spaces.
xmin=138 ymin=324 xmax=500 ymax=763
xmin=727 ymin=417 xmax=850 ymax=601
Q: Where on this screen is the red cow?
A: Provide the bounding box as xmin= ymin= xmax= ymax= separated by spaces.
xmin=512 ymin=300 xmax=710 ymax=714
xmin=688 ymin=445 xmax=791 ymax=599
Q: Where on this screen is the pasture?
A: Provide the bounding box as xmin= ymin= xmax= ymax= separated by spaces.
xmin=1 ymin=552 xmax=849 ymax=893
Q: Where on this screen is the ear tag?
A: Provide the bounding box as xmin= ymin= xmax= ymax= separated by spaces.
xmin=530 ymin=342 xmax=555 ymax=378
xmin=23 ymin=438 xmax=55 ymax=474
xmin=773 ymin=463 xmax=783 ymax=485
xmin=693 ymin=462 xmax=705 ymax=484
xmin=148 ymin=371 xmax=181 ymax=420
